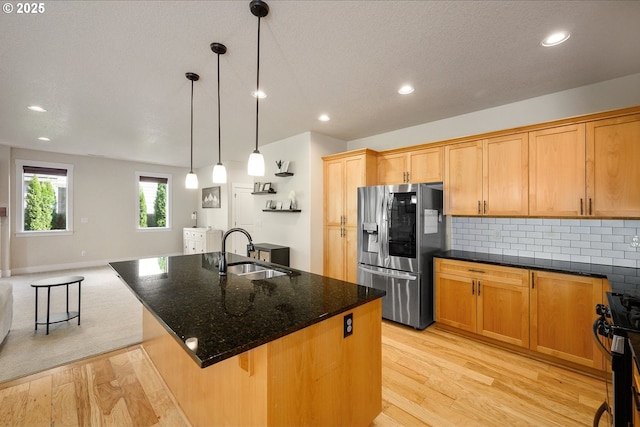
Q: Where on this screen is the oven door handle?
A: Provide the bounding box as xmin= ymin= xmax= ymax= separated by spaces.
xmin=358 ymin=265 xmax=417 ymax=281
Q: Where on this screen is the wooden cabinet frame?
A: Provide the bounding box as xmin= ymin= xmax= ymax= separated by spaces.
xmin=377 ymin=147 xmax=442 ymax=184
xmin=322 ymin=149 xmax=377 ymax=282
xmin=435 ymin=259 xmax=529 ymax=348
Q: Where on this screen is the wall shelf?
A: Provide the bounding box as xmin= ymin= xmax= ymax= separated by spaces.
xmin=275 ymin=172 xmax=294 ymax=177
xmin=252 ymin=191 xmax=276 ymax=195
xmin=262 ymin=209 xmax=301 ymax=213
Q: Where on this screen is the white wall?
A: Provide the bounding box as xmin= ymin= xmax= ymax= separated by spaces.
xmin=235 ymin=131 xmax=347 ymax=273
xmin=0 ymin=145 xmax=10 ymax=276
xmin=194 ymin=160 xmax=249 ymax=231
xmin=348 ymin=73 xmax=640 ymax=152
xmin=7 ymin=148 xmax=199 ymax=274
xmin=252 ymin=133 xmax=311 ymax=270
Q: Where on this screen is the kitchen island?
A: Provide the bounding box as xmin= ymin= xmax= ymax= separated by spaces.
xmin=110 ymin=252 xmax=385 ymax=427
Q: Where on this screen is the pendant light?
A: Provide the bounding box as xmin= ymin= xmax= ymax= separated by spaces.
xmin=211 ymin=42 xmax=228 ymax=184
xmin=185 ymin=72 xmax=200 ymax=189
xmin=247 ymin=0 xmax=269 ymax=177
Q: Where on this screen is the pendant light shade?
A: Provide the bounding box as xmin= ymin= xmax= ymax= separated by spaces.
xmin=248 ymin=150 xmax=265 ymax=176
xmin=212 ymin=163 xmax=227 ymax=183
xmin=185 ymin=72 xmax=200 ymax=189
xmin=247 ymin=0 xmax=268 ymax=177
xmin=211 ymin=42 xmax=228 ymax=184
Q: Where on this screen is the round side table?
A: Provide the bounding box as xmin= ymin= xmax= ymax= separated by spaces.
xmin=31 ymin=275 xmax=84 ymax=335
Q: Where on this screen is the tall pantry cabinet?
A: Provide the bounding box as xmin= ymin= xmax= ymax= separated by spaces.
xmin=323 ymin=149 xmax=377 ymax=283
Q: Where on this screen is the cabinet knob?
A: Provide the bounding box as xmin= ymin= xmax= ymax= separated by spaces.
xmin=471 ymin=280 xmax=475 ymax=295
xmin=477 ymin=201 xmax=481 ymax=215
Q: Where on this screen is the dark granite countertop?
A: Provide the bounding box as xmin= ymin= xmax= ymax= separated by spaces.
xmin=109 ymin=252 xmax=384 ymax=369
xmin=435 ymin=250 xmax=640 ymax=293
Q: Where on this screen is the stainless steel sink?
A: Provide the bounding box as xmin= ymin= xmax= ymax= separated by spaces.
xmin=226 ymin=262 xmax=288 ymax=280
xmin=226 ymin=263 xmax=267 ymax=275
xmin=237 ymin=269 xmax=288 ymax=280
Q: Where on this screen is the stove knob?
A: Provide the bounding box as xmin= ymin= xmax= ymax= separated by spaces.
xmin=595 ymin=304 xmax=611 ymax=318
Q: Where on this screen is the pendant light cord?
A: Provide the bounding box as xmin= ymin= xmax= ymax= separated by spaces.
xmin=217 ymin=51 xmax=222 ymax=163
xmin=255 ymin=15 xmax=261 ymax=152
xmin=190 ymin=78 xmax=195 ymax=173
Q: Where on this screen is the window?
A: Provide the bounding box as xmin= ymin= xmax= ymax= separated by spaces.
xmin=136 ymin=172 xmax=171 ymax=230
xmin=15 ymin=160 xmax=73 ymax=235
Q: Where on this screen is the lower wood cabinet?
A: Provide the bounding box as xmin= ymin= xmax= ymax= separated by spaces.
xmin=529 ymin=270 xmax=604 ymax=370
xmin=435 ymin=258 xmax=606 ymax=371
xmin=435 ymin=259 xmax=529 ymax=348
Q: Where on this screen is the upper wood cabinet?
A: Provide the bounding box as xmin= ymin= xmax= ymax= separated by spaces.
xmin=529 ymin=124 xmax=586 ymax=217
xmin=444 ymin=140 xmax=483 ymax=215
xmin=530 ymin=114 xmax=640 ymax=218
xmin=586 ymin=113 xmax=640 ymax=217
xmin=444 ymin=133 xmax=528 ymax=216
xmin=323 ymin=150 xmax=377 ymax=282
xmin=377 ymin=147 xmax=442 ymax=184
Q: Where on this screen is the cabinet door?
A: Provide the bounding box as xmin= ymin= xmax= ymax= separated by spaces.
xmin=529 ymin=124 xmax=586 ymax=216
xmin=483 ymin=133 xmax=528 ymax=216
xmin=408 ymin=147 xmax=442 ymax=183
xmin=587 ymin=114 xmax=640 ymax=217
xmin=344 ymin=156 xmax=365 ymax=227
xmin=444 ymin=141 xmax=483 ymax=215
xmin=476 ymin=272 xmax=529 ymax=348
xmin=324 ymin=159 xmax=345 ymax=226
xmin=377 ymin=153 xmax=407 ymax=185
xmin=345 ymin=227 xmax=359 ymax=284
xmin=323 ymin=226 xmax=344 ymax=280
xmin=435 ymin=260 xmax=476 ymax=332
xmin=530 ymin=270 xmax=604 ymax=369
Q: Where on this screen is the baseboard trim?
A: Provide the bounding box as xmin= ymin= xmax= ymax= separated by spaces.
xmin=10 ymin=252 xmax=183 ymax=276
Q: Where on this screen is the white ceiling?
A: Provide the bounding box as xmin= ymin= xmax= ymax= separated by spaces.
xmin=1 ymin=1 xmax=640 ymax=169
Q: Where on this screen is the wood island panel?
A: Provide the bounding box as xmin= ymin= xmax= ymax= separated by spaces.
xmin=143 ymin=299 xmax=382 ymax=427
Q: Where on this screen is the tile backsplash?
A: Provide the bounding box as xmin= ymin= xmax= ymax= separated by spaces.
xmin=451 ymin=217 xmax=640 ymax=268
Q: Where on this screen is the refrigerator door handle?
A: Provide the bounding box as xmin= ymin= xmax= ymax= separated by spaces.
xmin=358 ymin=265 xmax=418 ymax=281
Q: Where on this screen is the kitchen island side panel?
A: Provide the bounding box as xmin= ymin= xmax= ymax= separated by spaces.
xmin=142 ymin=308 xmax=269 ymax=427
xmin=143 ymin=299 xmax=382 ymax=427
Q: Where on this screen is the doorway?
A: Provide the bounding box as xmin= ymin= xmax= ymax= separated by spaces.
xmin=229 ymin=183 xmax=254 ymax=255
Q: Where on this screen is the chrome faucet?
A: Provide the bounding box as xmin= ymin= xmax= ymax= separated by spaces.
xmin=219 ymin=227 xmax=254 ymax=275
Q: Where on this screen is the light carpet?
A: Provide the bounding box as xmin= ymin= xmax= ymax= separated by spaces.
xmin=0 ymin=265 xmax=142 ymax=383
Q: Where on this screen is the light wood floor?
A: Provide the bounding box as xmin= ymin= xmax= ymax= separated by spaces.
xmin=0 ymin=322 xmax=612 ymax=427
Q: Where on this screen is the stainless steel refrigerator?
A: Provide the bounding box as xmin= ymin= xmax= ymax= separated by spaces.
xmin=356 ymin=183 xmax=445 ymax=329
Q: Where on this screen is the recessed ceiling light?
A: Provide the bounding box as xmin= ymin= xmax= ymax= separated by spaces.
xmin=398 ymin=85 xmax=414 ymax=95
xmin=251 ymin=90 xmax=267 ymax=99
xmin=28 ymin=105 xmax=47 ymax=112
xmin=541 ymin=31 xmax=570 ymax=47
xmin=318 ymin=114 xmax=330 ymax=122
xmin=37 ymin=137 xmax=50 ymax=141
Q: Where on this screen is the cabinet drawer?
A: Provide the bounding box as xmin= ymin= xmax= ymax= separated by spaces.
xmin=436 ymin=259 xmax=526 ymax=285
